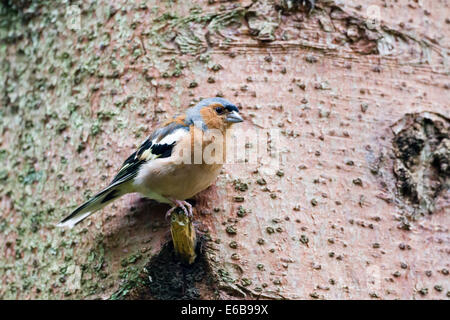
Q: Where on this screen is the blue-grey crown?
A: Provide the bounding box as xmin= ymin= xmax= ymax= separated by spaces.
xmin=185 ymin=98 xmax=239 ymax=130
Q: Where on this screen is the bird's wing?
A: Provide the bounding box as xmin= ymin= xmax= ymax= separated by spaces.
xmin=57 ymin=120 xmax=190 ymax=228
xmin=110 ymin=121 xmax=189 ymax=185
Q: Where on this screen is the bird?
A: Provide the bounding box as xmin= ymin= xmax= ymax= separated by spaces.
xmin=278 ymin=0 xmax=315 ymax=13
xmin=57 ymin=97 xmax=244 ymax=228
xmin=302 ymin=0 xmax=315 ymax=12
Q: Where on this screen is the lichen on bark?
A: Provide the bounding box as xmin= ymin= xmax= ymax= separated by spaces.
xmin=1 ymin=0 xmax=449 ymax=300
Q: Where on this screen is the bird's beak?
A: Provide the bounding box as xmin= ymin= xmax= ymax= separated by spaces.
xmin=226 ymin=111 xmax=243 ymax=123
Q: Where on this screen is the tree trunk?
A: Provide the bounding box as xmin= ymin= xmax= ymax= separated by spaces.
xmin=0 ymin=0 xmax=448 ymax=299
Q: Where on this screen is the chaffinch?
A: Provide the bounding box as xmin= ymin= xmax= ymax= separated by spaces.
xmin=57 ymin=97 xmax=243 ymax=228
xmin=279 ymin=0 xmax=315 ymax=12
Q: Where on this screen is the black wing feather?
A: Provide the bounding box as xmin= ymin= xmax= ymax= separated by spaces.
xmin=109 ymin=123 xmax=187 ymax=185
xmin=110 ymin=150 xmax=144 ymax=184
xmin=150 ymin=142 xmax=176 ymax=158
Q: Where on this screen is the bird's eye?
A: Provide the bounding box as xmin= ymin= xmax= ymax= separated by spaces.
xmin=215 ymin=106 xmax=225 ymax=114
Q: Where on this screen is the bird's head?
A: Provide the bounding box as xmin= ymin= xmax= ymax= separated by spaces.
xmin=186 ymin=98 xmax=243 ymax=132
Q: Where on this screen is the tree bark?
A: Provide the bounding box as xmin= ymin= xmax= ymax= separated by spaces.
xmin=0 ymin=0 xmax=448 ymax=299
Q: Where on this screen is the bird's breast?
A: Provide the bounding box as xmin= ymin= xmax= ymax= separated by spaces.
xmin=135 ymin=159 xmax=223 ymax=201
xmin=134 ymin=126 xmax=228 ymax=202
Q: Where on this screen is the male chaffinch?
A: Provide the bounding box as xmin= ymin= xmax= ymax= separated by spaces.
xmin=279 ymin=0 xmax=315 ymax=12
xmin=57 ymin=97 xmax=243 ymax=228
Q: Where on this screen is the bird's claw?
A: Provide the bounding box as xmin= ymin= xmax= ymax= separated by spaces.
xmin=165 ymin=200 xmax=194 ymax=222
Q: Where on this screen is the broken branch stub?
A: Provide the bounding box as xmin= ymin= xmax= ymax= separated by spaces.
xmin=170 ymin=208 xmax=197 ymax=265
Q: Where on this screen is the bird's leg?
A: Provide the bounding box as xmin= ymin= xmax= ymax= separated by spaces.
xmin=165 ymin=199 xmax=194 ymax=221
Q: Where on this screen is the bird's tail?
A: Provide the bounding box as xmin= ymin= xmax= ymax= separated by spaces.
xmin=57 ymin=182 xmax=130 ymax=228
